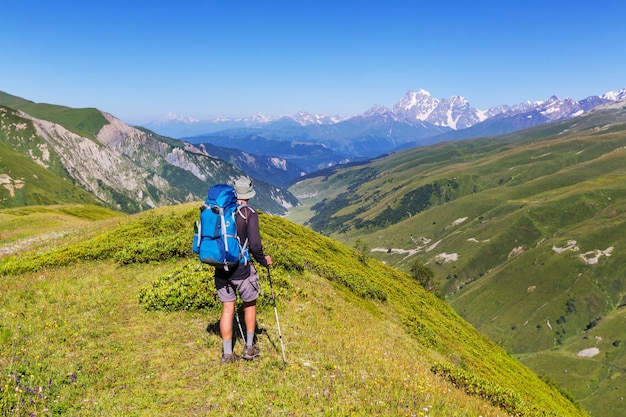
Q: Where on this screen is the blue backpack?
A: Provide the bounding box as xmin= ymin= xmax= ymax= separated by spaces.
xmin=193 ymin=184 xmax=251 ymax=271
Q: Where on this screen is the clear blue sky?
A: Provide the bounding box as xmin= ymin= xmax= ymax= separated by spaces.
xmin=2 ymin=0 xmax=625 ymax=125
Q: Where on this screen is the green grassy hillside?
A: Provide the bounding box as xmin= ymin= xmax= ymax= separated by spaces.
xmin=0 ymin=204 xmax=122 ymax=254
xmin=0 ymin=105 xmax=110 ymax=209
xmin=0 ymin=140 xmax=105 ymax=209
xmin=0 ymin=204 xmax=585 ymax=416
xmin=287 ymin=107 xmax=626 ymax=416
xmin=0 ymin=91 xmax=108 ymax=139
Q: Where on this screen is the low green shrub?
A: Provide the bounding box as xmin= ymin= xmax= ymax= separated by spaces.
xmin=138 ymin=260 xmax=296 ymax=313
xmin=431 ymin=362 xmax=557 ymax=417
xmin=403 ymin=316 xmax=440 ymax=348
xmin=138 ymin=261 xmax=218 ymax=311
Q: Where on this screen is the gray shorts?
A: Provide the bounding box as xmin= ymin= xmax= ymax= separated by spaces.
xmin=215 ymin=264 xmax=260 ymax=303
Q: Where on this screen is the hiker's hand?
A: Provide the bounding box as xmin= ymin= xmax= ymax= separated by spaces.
xmin=265 ymin=255 xmax=272 ymax=266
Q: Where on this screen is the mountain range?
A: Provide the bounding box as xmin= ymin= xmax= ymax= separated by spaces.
xmin=148 ymin=87 xmax=623 ymax=136
xmin=3 ymin=86 xmax=625 ymax=214
xmin=145 ymin=88 xmax=626 ymax=138
xmin=146 ymin=88 xmax=626 ymax=186
xmin=0 ymin=91 xmax=298 ymax=214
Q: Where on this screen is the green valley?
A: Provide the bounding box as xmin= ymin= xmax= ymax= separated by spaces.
xmin=287 ymin=105 xmax=626 ymax=416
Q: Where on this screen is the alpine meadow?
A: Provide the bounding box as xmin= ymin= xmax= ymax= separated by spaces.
xmin=287 ymin=103 xmax=626 ymax=416
xmin=1 ymin=89 xmax=624 ymax=416
xmin=1 ymin=204 xmax=585 ymax=416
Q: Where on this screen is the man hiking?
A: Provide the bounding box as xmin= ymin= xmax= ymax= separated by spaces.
xmin=215 ymin=176 xmax=272 ymax=363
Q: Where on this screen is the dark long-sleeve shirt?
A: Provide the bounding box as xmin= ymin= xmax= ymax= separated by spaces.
xmin=214 ymin=204 xmax=267 ymax=280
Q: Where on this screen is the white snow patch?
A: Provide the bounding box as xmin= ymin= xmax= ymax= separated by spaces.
xmin=370 ymin=236 xmax=433 ymax=259
xmin=577 ymin=348 xmax=600 ymax=358
xmin=552 ymin=240 xmax=613 ymax=264
xmin=447 ymin=109 xmax=459 ymax=130
xmin=552 ymin=240 xmax=579 ymax=254
xmin=467 ymin=237 xmax=490 ymax=243
xmin=269 ymin=157 xmax=287 ymax=170
xmin=425 ymin=239 xmax=442 ymax=253
xmin=451 ymin=217 xmax=468 ymax=226
xmin=579 ymin=247 xmax=613 ymax=265
xmin=0 ymin=174 xmax=25 ymax=197
xmin=509 ymin=245 xmax=524 ymax=258
xmin=371 ymin=247 xmax=418 ymax=256
xmin=0 ymin=174 xmax=13 ymax=185
xmin=435 ymin=252 xmax=458 ymax=263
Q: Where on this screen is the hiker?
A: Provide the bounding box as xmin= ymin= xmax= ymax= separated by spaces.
xmin=215 ymin=176 xmax=272 ymax=363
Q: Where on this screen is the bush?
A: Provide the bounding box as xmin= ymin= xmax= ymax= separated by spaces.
xmin=403 ymin=316 xmax=439 ymax=348
xmin=430 ymin=362 xmax=555 ymax=416
xmin=138 ymin=262 xmax=218 ymax=312
xmin=410 ymin=259 xmax=439 ymax=295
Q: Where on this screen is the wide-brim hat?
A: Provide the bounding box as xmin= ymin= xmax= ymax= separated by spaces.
xmin=234 ymin=176 xmax=256 ymax=200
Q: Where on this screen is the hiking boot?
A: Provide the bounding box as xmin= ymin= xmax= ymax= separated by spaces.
xmin=243 ymin=344 xmax=260 ymax=360
xmin=220 ymin=353 xmax=241 ymax=364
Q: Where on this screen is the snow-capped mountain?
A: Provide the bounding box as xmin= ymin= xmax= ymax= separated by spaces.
xmin=142 ymin=112 xmax=273 ymax=138
xmin=388 ymin=88 xmax=626 ymax=130
xmin=224 ymin=88 xmax=617 ymax=133
xmin=391 ymin=89 xmax=486 ymax=130
xmin=146 ymin=87 xmax=626 ymax=148
xmin=289 ymin=111 xmax=344 ymax=126
xmin=601 ymin=89 xmax=626 ymax=101
xmin=392 ymin=89 xmax=440 ymax=122
xmin=483 ymin=101 xmax=539 ymax=118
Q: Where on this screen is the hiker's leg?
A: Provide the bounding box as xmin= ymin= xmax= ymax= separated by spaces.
xmin=220 ymin=301 xmax=235 ymax=352
xmin=242 ymin=300 xmax=261 ymax=358
xmin=243 ymin=300 xmax=256 ymax=346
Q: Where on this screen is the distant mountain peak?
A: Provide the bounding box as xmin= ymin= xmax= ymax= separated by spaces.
xmin=282 ymin=111 xmax=344 ymax=126
xmin=392 ymin=89 xmax=483 ymax=129
xmin=363 ymin=104 xmax=393 ymax=116
xmin=249 ymin=112 xmax=271 ymax=123
xmin=393 ymin=89 xmax=439 ymax=121
xmin=601 ymin=87 xmax=626 ymax=101
xmin=166 ymin=112 xmax=199 ymax=123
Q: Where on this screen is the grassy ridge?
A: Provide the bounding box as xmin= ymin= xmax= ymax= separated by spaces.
xmin=0 ymin=204 xmax=122 ymax=254
xmin=0 ymin=91 xmax=108 ymax=139
xmin=0 ymin=204 xmax=585 ymax=416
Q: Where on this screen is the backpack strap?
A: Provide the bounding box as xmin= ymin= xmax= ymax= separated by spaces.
xmin=237 ymin=203 xmax=255 ymax=223
xmin=236 ymin=204 xmax=255 ymax=264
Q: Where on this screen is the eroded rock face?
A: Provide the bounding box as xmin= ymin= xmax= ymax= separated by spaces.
xmin=1 ymin=105 xmax=298 ymax=214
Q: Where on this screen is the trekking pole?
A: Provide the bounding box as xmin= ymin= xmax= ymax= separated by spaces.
xmin=267 ymin=266 xmax=287 ymax=364
xmin=235 ymin=306 xmax=246 ymax=345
